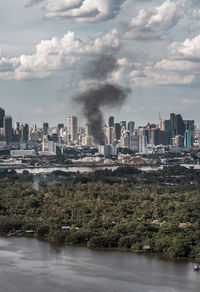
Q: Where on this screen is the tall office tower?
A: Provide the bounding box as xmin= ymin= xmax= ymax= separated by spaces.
xmin=138 ymin=127 xmax=151 ymax=144
xmin=170 ymin=113 xmax=185 ymax=139
xmin=170 ymin=113 xmax=176 ymax=138
xmin=120 ymin=121 xmax=126 ymax=130
xmin=0 ymin=108 xmax=5 ymax=128
xmin=176 ymin=114 xmax=185 ymax=136
xmin=184 ymin=130 xmax=192 ymax=148
xmin=175 ymin=135 xmax=184 ymax=148
xmin=138 ymin=135 xmax=147 ymax=153
xmin=120 ymin=133 xmax=130 ymax=148
xmin=130 ymin=135 xmax=139 ymax=151
xmin=150 ymin=128 xmax=160 ymax=146
xmin=184 ymin=120 xmax=195 ymax=136
xmin=58 ymin=123 xmax=64 ymax=130
xmin=127 ymin=121 xmax=135 ymax=134
xmin=114 ymin=123 xmax=121 ymax=140
xmin=43 ymin=122 xmax=49 ymax=136
xmin=85 ymin=124 xmax=92 ymax=136
xmin=108 ymin=116 xmax=114 ymax=127
xmin=158 ymin=119 xmax=171 ymax=145
xmin=105 ymin=127 xmax=114 ymax=144
xmin=15 ymin=122 xmax=20 ymax=132
xmin=4 ymin=116 xmax=12 ymax=143
xmin=58 ymin=123 xmax=64 ymax=144
xmin=67 ymin=116 xmax=78 ymax=142
xmin=23 ymin=124 xmax=29 ymax=142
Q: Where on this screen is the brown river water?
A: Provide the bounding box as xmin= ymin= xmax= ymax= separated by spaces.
xmin=0 ymin=237 xmax=199 ymax=292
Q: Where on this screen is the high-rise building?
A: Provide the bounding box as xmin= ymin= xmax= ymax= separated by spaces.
xmin=85 ymin=124 xmax=92 ymax=136
xmin=138 ymin=135 xmax=147 ymax=153
xmin=114 ymin=123 xmax=121 ymax=140
xmin=120 ymin=121 xmax=126 ymax=130
xmin=176 ymin=114 xmax=185 ymax=136
xmin=130 ymin=135 xmax=139 ymax=151
xmin=67 ymin=116 xmax=78 ymax=142
xmin=150 ymin=128 xmax=160 ymax=146
xmin=184 ymin=120 xmax=195 ymax=137
xmin=0 ymin=108 xmax=5 ymax=128
xmin=170 ymin=113 xmax=185 ymax=139
xmin=23 ymin=124 xmax=29 ymax=142
xmin=4 ymin=116 xmax=12 ymax=143
xmin=175 ymin=135 xmax=184 ymax=148
xmin=108 ymin=116 xmax=114 ymax=127
xmin=58 ymin=123 xmax=64 ymax=130
xmin=43 ymin=122 xmax=49 ymax=136
xmin=127 ymin=121 xmax=135 ymax=134
xmin=184 ymin=130 xmax=192 ymax=148
xmin=105 ymin=127 xmax=114 ymax=144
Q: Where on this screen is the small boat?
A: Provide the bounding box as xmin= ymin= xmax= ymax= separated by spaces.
xmin=193 ymin=265 xmax=200 ymax=271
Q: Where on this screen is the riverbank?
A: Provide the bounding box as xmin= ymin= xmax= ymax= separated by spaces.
xmin=1 ymin=166 xmax=200 ymax=261
xmin=3 ymin=231 xmax=200 ymax=265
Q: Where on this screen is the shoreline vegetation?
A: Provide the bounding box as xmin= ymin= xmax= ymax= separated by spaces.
xmin=1 ymin=166 xmax=200 ymax=261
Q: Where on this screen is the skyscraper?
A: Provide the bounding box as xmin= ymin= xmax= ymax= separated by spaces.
xmin=4 ymin=116 xmax=12 ymax=143
xmin=127 ymin=121 xmax=135 ymax=134
xmin=105 ymin=127 xmax=114 ymax=144
xmin=43 ymin=122 xmax=49 ymax=136
xmin=108 ymin=116 xmax=114 ymax=127
xmin=58 ymin=123 xmax=64 ymax=130
xmin=67 ymin=116 xmax=78 ymax=142
xmin=170 ymin=113 xmax=185 ymax=139
xmin=184 ymin=130 xmax=192 ymax=148
xmin=150 ymin=128 xmax=160 ymax=146
xmin=23 ymin=124 xmax=29 ymax=142
xmin=120 ymin=121 xmax=126 ymax=130
xmin=114 ymin=123 xmax=121 ymax=140
xmin=0 ymin=108 xmax=5 ymax=128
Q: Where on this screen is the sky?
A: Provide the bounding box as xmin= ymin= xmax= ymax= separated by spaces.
xmin=1 ymin=0 xmax=200 ymax=127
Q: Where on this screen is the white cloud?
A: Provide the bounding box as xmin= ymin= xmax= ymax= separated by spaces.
xmin=44 ymin=0 xmax=126 ymax=22
xmin=155 ymin=59 xmax=198 ymax=71
xmin=129 ymin=63 xmax=195 ymax=86
xmin=170 ymin=34 xmax=200 ymax=60
xmin=126 ymin=0 xmax=187 ymax=39
xmin=0 ymin=29 xmax=120 ymax=80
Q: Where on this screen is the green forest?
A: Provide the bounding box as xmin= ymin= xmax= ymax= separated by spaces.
xmin=0 ymin=166 xmax=200 ymax=259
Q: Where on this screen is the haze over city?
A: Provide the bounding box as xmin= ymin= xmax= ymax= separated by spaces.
xmin=1 ymin=0 xmax=200 ymax=126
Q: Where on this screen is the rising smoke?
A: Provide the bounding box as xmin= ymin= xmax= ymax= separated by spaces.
xmin=83 ymin=55 xmax=118 ymax=80
xmin=75 ymin=83 xmax=130 ymax=145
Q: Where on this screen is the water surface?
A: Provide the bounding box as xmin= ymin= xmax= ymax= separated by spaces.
xmin=0 ymin=237 xmax=199 ymax=292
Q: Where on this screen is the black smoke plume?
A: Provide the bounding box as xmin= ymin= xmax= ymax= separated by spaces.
xmin=83 ymin=55 xmax=118 ymax=80
xmin=75 ymin=83 xmax=130 ymax=145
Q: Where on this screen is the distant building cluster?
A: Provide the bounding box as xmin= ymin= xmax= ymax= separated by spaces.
xmin=0 ymin=107 xmax=198 ymax=158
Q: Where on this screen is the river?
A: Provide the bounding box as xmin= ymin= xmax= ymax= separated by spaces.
xmin=13 ymin=164 xmax=200 ymax=175
xmin=0 ymin=237 xmax=199 ymax=292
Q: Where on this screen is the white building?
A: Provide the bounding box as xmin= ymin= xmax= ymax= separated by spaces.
xmin=67 ymin=116 xmax=78 ymax=142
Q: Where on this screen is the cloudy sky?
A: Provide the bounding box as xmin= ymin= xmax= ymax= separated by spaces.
xmin=1 ymin=0 xmax=200 ymax=127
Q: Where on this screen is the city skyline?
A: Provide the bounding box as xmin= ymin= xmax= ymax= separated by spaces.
xmin=0 ymin=106 xmax=198 ymax=129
